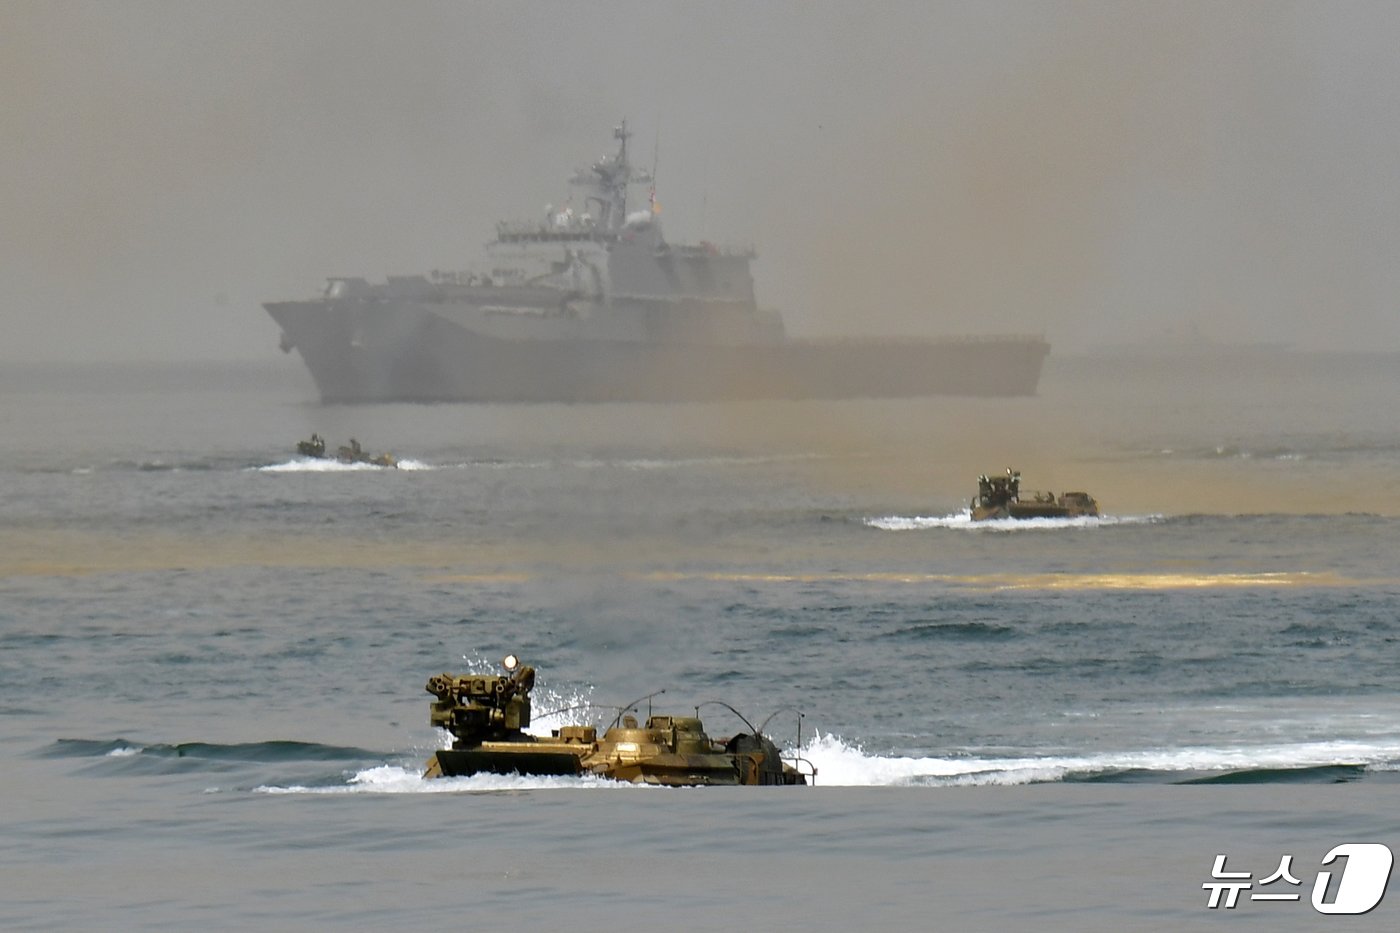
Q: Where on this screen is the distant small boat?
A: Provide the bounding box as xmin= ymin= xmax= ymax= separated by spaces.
xmin=295 ymin=433 xmax=327 ymax=458
xmin=970 ymin=468 xmax=1099 ymax=521
xmin=295 ymin=434 xmax=397 ymax=468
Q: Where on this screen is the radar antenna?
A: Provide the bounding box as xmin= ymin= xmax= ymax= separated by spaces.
xmin=569 ymin=117 xmax=653 ymax=233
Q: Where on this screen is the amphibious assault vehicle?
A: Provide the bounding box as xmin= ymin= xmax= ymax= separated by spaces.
xmin=295 ymin=434 xmax=397 ymax=468
xmin=423 ymin=656 xmax=812 ymax=786
xmin=971 ymin=468 xmax=1099 ymax=520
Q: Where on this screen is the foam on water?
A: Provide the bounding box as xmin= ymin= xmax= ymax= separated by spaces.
xmin=800 ymin=734 xmax=1400 ymax=786
xmin=256 ymin=455 xmax=794 ymax=474
xmin=256 ymin=764 xmax=647 ymax=794
xmin=249 ymin=733 xmax=1400 ymax=794
xmin=256 ymin=457 xmax=407 ymax=473
xmin=865 ymin=509 xmax=1162 ymax=532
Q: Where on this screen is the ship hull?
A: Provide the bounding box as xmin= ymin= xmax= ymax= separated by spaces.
xmin=267 ymin=300 xmax=1049 ymax=403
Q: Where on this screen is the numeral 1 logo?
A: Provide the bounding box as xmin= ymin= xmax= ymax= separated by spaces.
xmin=1313 ymin=844 xmax=1393 ymax=915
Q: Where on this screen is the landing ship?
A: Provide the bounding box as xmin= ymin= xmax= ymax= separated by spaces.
xmin=423 ymin=656 xmax=812 ymax=786
xmin=971 ymin=468 xmax=1099 ymax=520
xmin=266 ymin=120 xmax=1049 ymax=403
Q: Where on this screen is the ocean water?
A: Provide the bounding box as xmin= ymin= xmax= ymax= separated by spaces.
xmin=3 ymin=350 xmax=1400 ymax=930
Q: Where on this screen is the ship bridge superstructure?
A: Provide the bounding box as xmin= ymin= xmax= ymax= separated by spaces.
xmin=495 ymin=119 xmax=654 ymax=245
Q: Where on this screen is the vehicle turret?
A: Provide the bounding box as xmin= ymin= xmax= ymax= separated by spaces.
xmin=426 ymin=655 xmax=535 ymax=748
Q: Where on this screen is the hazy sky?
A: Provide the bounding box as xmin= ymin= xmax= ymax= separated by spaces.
xmin=4 ymin=0 xmax=1399 ymax=361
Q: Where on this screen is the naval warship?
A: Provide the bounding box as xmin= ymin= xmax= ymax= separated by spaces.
xmin=266 ymin=121 xmax=1049 ymax=403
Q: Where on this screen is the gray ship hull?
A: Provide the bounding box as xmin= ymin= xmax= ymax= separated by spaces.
xmin=264 ymin=121 xmax=1048 ymax=403
xmin=266 ymin=299 xmax=1048 ymax=403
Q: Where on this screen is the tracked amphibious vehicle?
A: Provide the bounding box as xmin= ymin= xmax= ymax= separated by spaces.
xmin=971 ymin=468 xmax=1099 ymax=521
xmin=294 ymin=435 xmax=397 ymax=467
xmin=423 ymin=656 xmax=812 ymax=786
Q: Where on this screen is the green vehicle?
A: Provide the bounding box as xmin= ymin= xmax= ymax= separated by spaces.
xmin=295 ymin=434 xmax=327 ymax=458
xmin=294 ymin=434 xmax=397 ymax=467
xmin=423 ymin=656 xmax=813 ymax=786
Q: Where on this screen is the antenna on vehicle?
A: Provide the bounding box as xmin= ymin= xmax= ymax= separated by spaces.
xmin=607 ymin=689 xmax=667 ymax=729
xmin=758 ymin=706 xmax=805 ymax=739
xmin=694 ymin=700 xmax=758 ymax=735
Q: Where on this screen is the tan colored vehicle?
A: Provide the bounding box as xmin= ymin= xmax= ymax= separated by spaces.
xmin=971 ymin=468 xmax=1099 ymax=521
xmin=423 ymin=656 xmax=813 ymax=786
xmin=334 ymin=438 xmax=397 ymax=468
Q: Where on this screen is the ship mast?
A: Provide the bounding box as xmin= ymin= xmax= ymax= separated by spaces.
xmin=571 ymin=119 xmax=652 ymax=233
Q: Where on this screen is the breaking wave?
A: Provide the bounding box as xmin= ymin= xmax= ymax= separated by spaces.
xmin=43 ymin=737 xmax=382 ymax=762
